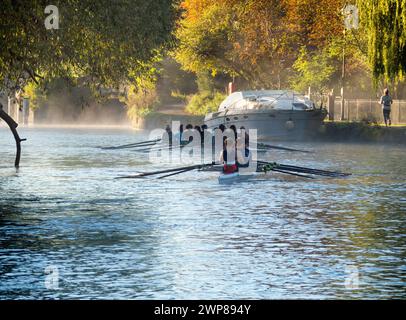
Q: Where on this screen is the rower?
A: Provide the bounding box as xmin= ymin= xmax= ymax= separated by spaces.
xmin=229 ymin=125 xmax=238 ymax=140
xmin=201 ymin=124 xmax=208 ymax=145
xmin=240 ymin=126 xmax=249 ymax=147
xmin=184 ymin=124 xmax=194 ymax=144
xmin=173 ymin=124 xmax=184 ymax=145
xmin=236 ymin=137 xmax=251 ymax=169
xmin=194 ymin=125 xmax=203 ymax=144
xmin=165 ymin=124 xmax=172 ymax=147
xmin=219 ymin=138 xmax=237 ymax=174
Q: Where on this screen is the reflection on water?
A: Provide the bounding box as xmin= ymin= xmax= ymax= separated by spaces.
xmin=0 ymin=127 xmax=405 ymax=299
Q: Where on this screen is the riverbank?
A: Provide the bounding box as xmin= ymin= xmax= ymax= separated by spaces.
xmin=317 ymin=122 xmax=406 ymax=144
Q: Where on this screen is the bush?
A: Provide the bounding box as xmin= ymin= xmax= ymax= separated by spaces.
xmin=121 ymin=82 xmax=160 ymax=121
xmin=185 ymin=91 xmax=226 ymax=115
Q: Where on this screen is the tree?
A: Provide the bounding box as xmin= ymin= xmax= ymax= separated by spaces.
xmin=176 ymin=0 xmax=406 ymax=97
xmin=174 ymin=0 xmax=290 ymax=88
xmin=121 ymin=80 xmax=160 ymax=123
xmin=174 ymin=0 xmax=355 ymax=90
xmin=357 ymin=0 xmax=406 ymax=84
xmin=284 ymin=0 xmax=344 ymax=49
xmin=0 ymin=0 xmax=180 ymax=95
xmin=291 ymin=46 xmax=339 ymax=94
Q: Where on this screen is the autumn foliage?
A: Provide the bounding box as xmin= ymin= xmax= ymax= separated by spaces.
xmin=175 ymin=0 xmax=405 ymax=93
xmin=175 ymin=0 xmax=347 ymax=89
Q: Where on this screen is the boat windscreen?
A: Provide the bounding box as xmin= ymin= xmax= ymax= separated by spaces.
xmin=292 ymin=103 xmax=309 ymax=110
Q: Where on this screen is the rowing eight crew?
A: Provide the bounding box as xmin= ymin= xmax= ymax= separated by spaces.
xmin=165 ymin=123 xmax=251 ymax=174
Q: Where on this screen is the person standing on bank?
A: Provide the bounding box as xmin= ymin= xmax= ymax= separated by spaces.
xmin=380 ymin=88 xmax=393 ymax=127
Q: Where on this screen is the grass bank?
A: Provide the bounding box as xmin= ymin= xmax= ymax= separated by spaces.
xmin=317 ymin=122 xmax=406 ymax=144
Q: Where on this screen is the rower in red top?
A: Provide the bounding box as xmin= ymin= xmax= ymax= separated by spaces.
xmin=219 ymin=137 xmax=237 ymax=174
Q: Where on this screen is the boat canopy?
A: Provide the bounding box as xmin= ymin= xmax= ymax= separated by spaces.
xmin=218 ymin=90 xmax=315 ymax=112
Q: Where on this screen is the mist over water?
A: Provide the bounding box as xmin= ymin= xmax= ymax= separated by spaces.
xmin=34 ymin=101 xmax=131 ymax=126
xmin=0 ymin=127 xmax=405 ymax=299
xmin=31 ymin=82 xmax=131 ymax=126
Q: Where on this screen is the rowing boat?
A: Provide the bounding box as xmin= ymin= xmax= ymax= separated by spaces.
xmin=218 ymin=172 xmax=258 ymax=184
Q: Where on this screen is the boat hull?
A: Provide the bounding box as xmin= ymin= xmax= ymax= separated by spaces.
xmin=218 ymin=172 xmax=257 ymax=184
xmin=204 ymin=108 xmax=327 ymax=140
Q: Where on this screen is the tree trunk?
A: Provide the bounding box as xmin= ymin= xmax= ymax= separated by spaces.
xmin=0 ymin=105 xmax=24 ymax=168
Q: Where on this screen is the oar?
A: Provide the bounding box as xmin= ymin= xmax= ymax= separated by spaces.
xmin=115 ymin=162 xmax=214 ymax=179
xmin=258 ymin=160 xmax=350 ymax=177
xmin=101 ymin=138 xmax=161 ymax=150
xmin=272 ymin=162 xmax=351 ymax=177
xmin=132 ymin=141 xmax=191 ymax=153
xmin=157 ymin=167 xmax=198 ymax=179
xmin=259 ymin=161 xmax=341 ymax=176
xmin=110 ymin=141 xmax=160 ymax=150
xmin=132 ymin=144 xmax=185 ymax=153
xmin=260 ymin=163 xmax=342 ymax=177
xmin=158 ymin=161 xmax=221 ymax=179
xmin=102 ymin=141 xmax=159 ymax=150
xmin=276 ymin=164 xmax=350 ymax=177
xmin=258 ymin=143 xmax=311 ymax=153
xmin=257 ymin=161 xmax=314 ymax=178
xmin=270 ymin=168 xmax=314 ymax=179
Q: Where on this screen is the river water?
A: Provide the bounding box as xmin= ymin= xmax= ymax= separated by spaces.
xmin=0 ymin=126 xmax=405 ymax=299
